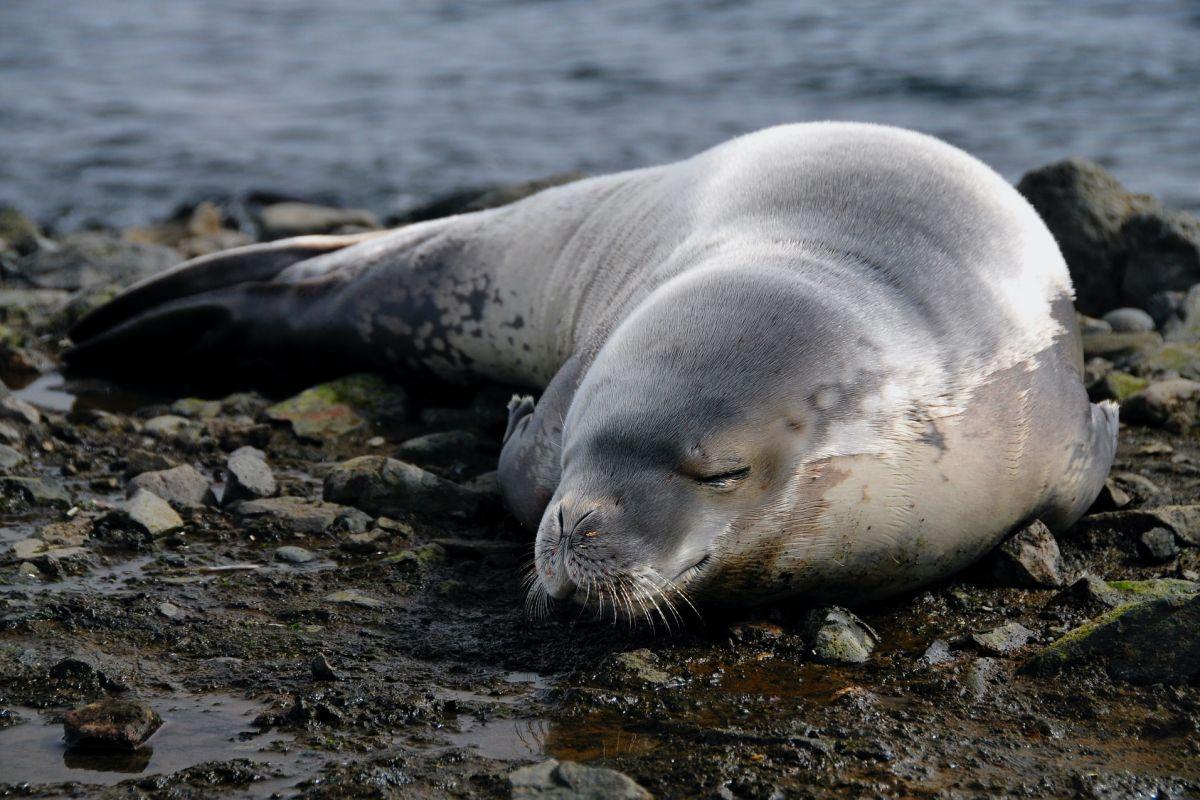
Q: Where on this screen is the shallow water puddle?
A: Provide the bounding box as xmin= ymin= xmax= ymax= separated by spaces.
xmin=0 ymin=555 xmax=156 ymax=595
xmin=8 ymin=371 xmax=166 ymax=415
xmin=0 ymin=694 xmax=298 ymax=788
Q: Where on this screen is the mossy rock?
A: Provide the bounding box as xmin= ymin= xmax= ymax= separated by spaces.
xmin=380 ymin=543 xmax=447 ymax=566
xmin=266 ymin=373 xmax=407 ymax=439
xmin=1143 ymin=342 xmax=1200 ymax=380
xmin=1100 ymin=371 xmax=1149 ymax=402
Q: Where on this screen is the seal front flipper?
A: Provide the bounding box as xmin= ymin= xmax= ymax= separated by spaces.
xmin=64 ymin=232 xmax=384 ymax=383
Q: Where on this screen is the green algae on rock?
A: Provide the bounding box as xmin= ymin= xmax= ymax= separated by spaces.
xmin=265 ymin=373 xmax=407 ymax=439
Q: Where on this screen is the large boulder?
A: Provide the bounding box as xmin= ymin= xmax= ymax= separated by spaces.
xmin=1121 ymin=211 xmax=1200 ymax=310
xmin=1016 ymin=159 xmax=1158 ymax=316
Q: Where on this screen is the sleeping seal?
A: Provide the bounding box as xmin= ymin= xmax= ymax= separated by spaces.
xmin=68 ymin=122 xmax=1117 ymax=617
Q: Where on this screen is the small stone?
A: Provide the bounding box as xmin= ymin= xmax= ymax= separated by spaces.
xmin=41 ymin=516 xmax=93 ymax=547
xmin=395 ymin=429 xmax=482 ymax=464
xmin=962 ymin=657 xmax=1002 ymax=701
xmin=367 ymin=436 xmax=385 ymax=447
xmin=310 ymin=653 xmax=339 ymax=681
xmin=0 ymin=444 xmax=25 ymax=472
xmin=804 ymin=606 xmax=879 ymax=664
xmin=1122 ymin=379 xmax=1200 ymax=428
xmin=142 ymin=414 xmax=193 ymax=439
xmin=604 ymin=649 xmax=676 ymax=687
xmin=323 ymin=455 xmax=484 ymax=517
xmin=258 ymin=202 xmax=380 ymax=239
xmin=33 ymin=546 xmax=97 ymax=579
xmin=274 ymin=545 xmax=317 ymax=564
xmin=1077 ymin=315 xmax=1112 ymax=335
xmin=10 ymin=538 xmax=45 ymax=560
xmin=1102 ymin=307 xmax=1156 ymax=333
xmin=322 ymin=589 xmax=385 ymax=609
xmin=119 ymin=489 xmax=185 ymax=537
xmin=169 ymin=397 xmax=222 ymax=419
xmin=509 ymin=758 xmax=651 ymax=800
xmin=1088 ymin=479 xmax=1132 ymax=513
xmin=157 ymin=601 xmax=183 ymax=619
xmin=63 ymin=699 xmax=162 ymax=751
xmin=971 ymin=622 xmax=1034 ymax=656
xmin=128 ymin=464 xmax=215 ymax=509
xmin=1138 ymin=528 xmax=1181 ymax=563
xmin=221 ymin=447 xmax=276 ymax=506
xmin=921 ymin=639 xmax=954 ymax=666
xmin=0 ymin=476 xmax=71 ymax=508
xmin=339 ymin=529 xmax=384 ymax=554
xmin=0 ymin=395 xmax=43 ymax=427
xmin=1141 ymin=504 xmax=1200 ymax=546
xmin=121 ymin=448 xmax=176 ymax=478
xmin=989 ymin=520 xmax=1064 ymax=588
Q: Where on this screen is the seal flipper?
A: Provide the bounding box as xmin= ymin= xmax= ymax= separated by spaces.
xmin=64 ymin=233 xmax=384 ymax=385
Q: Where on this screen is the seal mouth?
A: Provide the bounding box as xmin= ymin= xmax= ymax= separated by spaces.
xmin=672 ymin=554 xmax=712 ymax=587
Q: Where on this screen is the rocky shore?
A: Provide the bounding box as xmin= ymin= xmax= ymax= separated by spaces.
xmin=1 ymin=164 xmax=1198 ymax=798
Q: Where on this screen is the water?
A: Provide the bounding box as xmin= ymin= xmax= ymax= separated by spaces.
xmin=1 ymin=1 xmax=1198 ymax=232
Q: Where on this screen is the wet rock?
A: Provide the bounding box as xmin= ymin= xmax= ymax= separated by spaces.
xmin=63 ymin=698 xmax=162 ymax=751
xmin=142 ymin=414 xmax=203 ymax=447
xmin=1140 ymin=504 xmax=1200 ymax=546
xmin=158 ymin=601 xmax=184 ymax=619
xmin=1088 ymin=479 xmax=1132 ymax=513
xmin=380 ymin=543 xmax=447 ymax=566
xmin=17 ymin=231 xmax=178 ymax=291
xmin=118 ymin=489 xmax=185 ymax=537
xmin=41 ymin=517 xmax=93 ymax=548
xmin=989 ymin=520 xmax=1064 ymax=588
xmin=1 ymin=395 xmax=42 ymax=427
xmin=322 ymin=589 xmax=385 ymax=609
xmin=602 ymin=649 xmax=677 ymax=687
xmin=120 ymin=448 xmax=177 ymax=478
xmin=1080 ymin=330 xmax=1162 ymax=362
xmin=509 ymin=758 xmax=651 ymax=800
xmin=1138 ymin=528 xmax=1181 ymax=563
xmin=1121 ymin=210 xmax=1200 ymax=308
xmin=1102 ymin=307 xmax=1155 ymax=333
xmin=221 ymin=447 xmax=276 ymax=506
xmin=234 ymin=496 xmax=370 ymax=535
xmin=274 ymin=545 xmax=317 ymax=564
xmin=962 ymin=657 xmax=1003 ymax=701
xmin=0 ymin=476 xmax=71 ymax=508
xmin=0 ymin=205 xmax=42 ymax=255
xmin=1109 ymin=471 xmax=1161 ymax=502
xmin=397 ymin=172 xmax=585 ymax=223
xmin=323 ymin=455 xmax=484 ymax=517
xmin=1057 ymin=576 xmax=1199 ymax=612
xmin=128 ymin=464 xmax=215 ymax=509
xmin=920 ymin=639 xmax=954 ymax=667
xmin=10 ymin=537 xmax=46 ymax=560
xmin=33 ymin=546 xmax=98 ymax=579
xmin=264 ymin=373 xmax=406 ymax=439
xmin=804 ymin=606 xmax=879 ymax=664
xmin=971 ymin=622 xmax=1034 ymax=656
xmin=1016 ymin=159 xmax=1158 ymax=315
xmin=258 ymin=202 xmax=380 ymax=239
xmin=0 ymin=443 xmax=25 ymax=472
xmin=1026 ymin=594 xmax=1200 ymax=684
xmin=170 ymin=397 xmax=222 ymax=419
xmin=1121 ymin=378 xmax=1200 ymax=428
xmin=395 ymin=429 xmax=484 ymax=464
xmin=310 ymin=653 xmax=339 ymax=682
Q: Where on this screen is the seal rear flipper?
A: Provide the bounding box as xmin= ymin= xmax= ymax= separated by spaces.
xmin=69 ymin=232 xmax=384 ymax=344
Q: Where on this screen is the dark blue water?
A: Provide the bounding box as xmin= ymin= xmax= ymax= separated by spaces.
xmin=2 ymin=0 xmax=1198 ymax=231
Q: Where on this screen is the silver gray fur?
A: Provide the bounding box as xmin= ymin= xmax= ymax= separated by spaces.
xmin=71 ymin=122 xmax=1118 ymax=609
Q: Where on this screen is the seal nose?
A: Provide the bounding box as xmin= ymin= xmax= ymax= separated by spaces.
xmin=539 ymin=500 xmax=606 ymax=601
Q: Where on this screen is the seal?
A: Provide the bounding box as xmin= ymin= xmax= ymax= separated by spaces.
xmin=68 ymin=122 xmax=1118 ymax=618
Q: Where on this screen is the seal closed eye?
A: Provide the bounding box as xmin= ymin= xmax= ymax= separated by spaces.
xmin=68 ymin=122 xmax=1117 ymax=614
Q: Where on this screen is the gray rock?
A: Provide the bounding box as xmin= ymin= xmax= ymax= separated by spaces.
xmin=142 ymin=414 xmax=201 ymax=443
xmin=128 ymin=464 xmax=215 ymax=509
xmin=604 ymin=648 xmax=677 ymax=687
xmin=234 ymin=496 xmax=369 ymax=535
xmin=920 ymin=639 xmax=954 ymax=666
xmin=258 ymin=202 xmax=380 ymax=239
xmin=962 ymin=657 xmax=1003 ymax=701
xmin=121 ymin=448 xmax=176 ymax=478
xmin=120 ymin=489 xmax=185 ymax=537
xmin=33 ymin=546 xmax=98 ymax=579
xmin=0 ymin=476 xmax=70 ymax=508
xmin=274 ymin=545 xmax=317 ymax=564
xmin=221 ymin=447 xmax=276 ymax=506
xmin=0 ymin=395 xmax=42 ymax=427
xmin=1122 ymin=378 xmax=1200 ymax=428
xmin=804 ymin=606 xmax=879 ymax=664
xmin=1088 ymin=479 xmax=1132 ymax=513
xmin=1076 ymin=314 xmax=1112 ymax=335
xmin=971 ymin=622 xmax=1034 ymax=656
xmin=1136 ymin=504 xmax=1200 ymax=546
xmin=1121 ymin=211 xmax=1200 ymax=309
xmin=10 ymin=538 xmax=45 ymax=560
xmin=1080 ymin=330 xmax=1163 ymax=362
xmin=0 ymin=444 xmax=26 ymax=472
xmin=311 ymin=653 xmax=339 ymax=681
xmin=63 ymin=698 xmax=162 ymax=751
xmin=1102 ymin=307 xmax=1155 ymax=333
xmin=1016 ymin=158 xmax=1158 ymax=315
xmin=322 ymin=589 xmax=385 ymax=609
xmin=509 ymin=758 xmax=652 ymax=800
xmin=1026 ymin=593 xmax=1200 ymax=684
xmin=323 ymin=455 xmax=485 ymax=517
xmin=17 ymin=231 xmax=178 ymax=291
xmin=989 ymin=520 xmax=1064 ymax=588
xmin=157 ymin=601 xmax=184 ymax=619
xmin=395 ymin=429 xmax=483 ymax=464
xmin=1137 ymin=528 xmax=1180 ymax=562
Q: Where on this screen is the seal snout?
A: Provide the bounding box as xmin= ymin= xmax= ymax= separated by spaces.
xmin=537 ymin=499 xmax=610 ymax=602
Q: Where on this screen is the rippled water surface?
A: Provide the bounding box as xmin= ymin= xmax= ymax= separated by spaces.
xmin=2 ymin=0 xmax=1198 ymax=229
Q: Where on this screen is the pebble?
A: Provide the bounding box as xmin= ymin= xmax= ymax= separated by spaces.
xmin=1138 ymin=527 xmax=1181 ymax=562
xmin=0 ymin=395 xmax=42 ymax=427
xmin=10 ymin=538 xmax=45 ymax=560
xmin=235 ymin=496 xmax=370 ymax=535
xmin=157 ymin=601 xmax=184 ymax=619
xmin=142 ymin=414 xmax=194 ymax=439
xmin=258 ymin=202 xmax=380 ymax=239
xmin=221 ymin=446 xmax=276 ymax=506
xmin=274 ymin=545 xmax=317 ymax=564
xmin=1102 ymin=307 xmax=1156 ymax=333
xmin=322 ymin=589 xmax=385 ymax=609
xmin=1122 ymin=378 xmax=1200 ymax=427
xmin=509 ymin=758 xmax=651 ymax=800
xmin=0 ymin=443 xmax=25 ymax=472
xmin=971 ymin=622 xmax=1035 ymax=656
xmin=121 ymin=448 xmax=176 ymax=478
xmin=63 ymin=698 xmax=162 ymax=751
xmin=120 ymin=489 xmax=185 ymax=537
xmin=990 ymin=520 xmax=1064 ymax=588
xmin=128 ymin=464 xmax=215 ymax=509
xmin=605 ymin=649 xmax=676 ymax=687
xmin=804 ymin=606 xmax=879 ymax=665
xmin=1089 ymin=479 xmax=1132 ymax=512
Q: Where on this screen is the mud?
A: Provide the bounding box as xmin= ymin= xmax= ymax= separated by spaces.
xmin=2 ymin=212 xmax=1199 ymax=799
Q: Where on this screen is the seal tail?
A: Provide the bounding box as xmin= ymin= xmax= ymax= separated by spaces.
xmin=64 ymin=232 xmax=385 ymax=385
